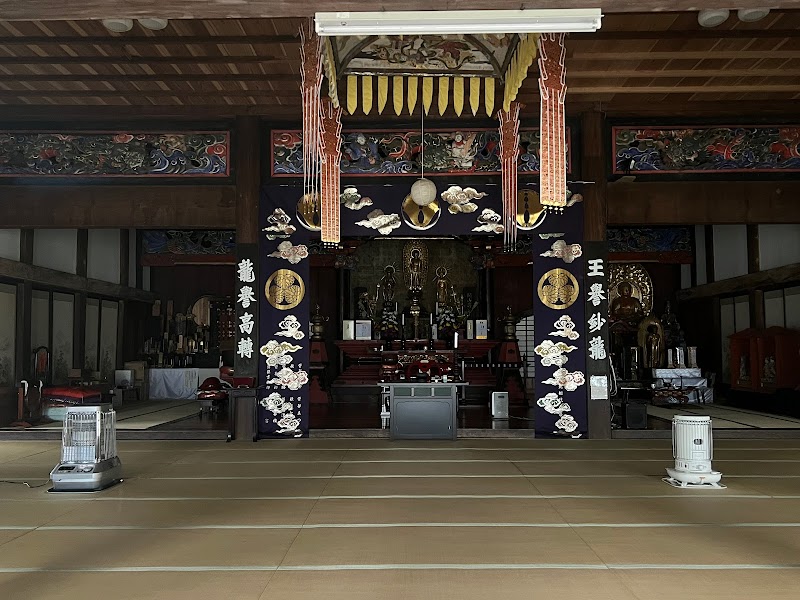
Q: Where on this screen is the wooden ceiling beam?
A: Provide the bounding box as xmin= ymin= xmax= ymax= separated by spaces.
xmin=0 ymin=89 xmax=299 ymax=98
xmin=0 ymin=73 xmax=298 ymax=83
xmin=520 ymin=84 xmax=800 ymax=95
xmin=0 ymin=55 xmax=286 ymax=64
xmin=572 ymin=51 xmax=800 ymax=60
xmin=0 ymin=1 xmax=796 ymax=20
xmin=0 ymin=35 xmax=299 ymax=45
xmin=567 ymin=69 xmax=800 ymax=79
xmin=573 ymin=29 xmax=800 ymax=41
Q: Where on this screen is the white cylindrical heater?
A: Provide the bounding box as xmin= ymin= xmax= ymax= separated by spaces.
xmin=663 ymin=415 xmax=724 ymax=488
xmin=50 ymin=405 xmax=123 ymax=492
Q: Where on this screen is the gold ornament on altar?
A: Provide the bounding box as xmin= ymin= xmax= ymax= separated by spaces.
xmin=608 ymin=263 xmax=653 ymax=320
xmin=265 ymin=269 xmax=306 ymax=310
xmin=537 ymin=268 xmax=579 ymax=310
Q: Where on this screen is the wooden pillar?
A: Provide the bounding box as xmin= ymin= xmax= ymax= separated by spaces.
xmin=76 ymin=229 xmax=88 ymax=278
xmin=73 ymin=293 xmax=86 ymax=371
xmin=119 ymin=229 xmax=130 ymax=288
xmin=582 ymin=110 xmax=608 ymax=243
xmin=235 ymin=116 xmax=260 ymax=245
xmin=704 ymin=225 xmax=715 ymax=284
xmin=581 ymin=110 xmax=611 ymax=439
xmin=747 ymin=225 xmax=764 ymax=328
xmin=20 ymin=229 xmax=34 ymax=264
xmin=14 ymin=281 xmax=32 ymax=383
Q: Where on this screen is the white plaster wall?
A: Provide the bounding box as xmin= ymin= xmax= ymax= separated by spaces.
xmin=713 ymin=225 xmax=748 ymax=281
xmin=694 ymin=225 xmax=707 ymax=285
xmin=786 ymin=286 xmax=800 ymax=331
xmin=33 ymin=229 xmax=77 ymax=274
xmin=0 ymin=229 xmax=20 ymax=261
xmin=759 ymin=224 xmax=800 ymax=271
xmin=734 ymin=295 xmax=750 ymax=332
xmin=764 ymin=289 xmax=785 ymax=329
xmin=87 ymin=229 xmax=120 ymax=284
xmin=680 ymin=264 xmax=692 ymax=289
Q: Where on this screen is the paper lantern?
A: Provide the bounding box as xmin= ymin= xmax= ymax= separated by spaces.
xmin=410 ymin=178 xmax=437 ymax=206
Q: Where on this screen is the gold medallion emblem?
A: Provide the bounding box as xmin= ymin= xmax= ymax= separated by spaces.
xmin=537 ymin=268 xmax=579 ymax=310
xmin=265 ymin=269 xmax=306 ymax=310
xmin=401 ymin=194 xmax=441 ymax=230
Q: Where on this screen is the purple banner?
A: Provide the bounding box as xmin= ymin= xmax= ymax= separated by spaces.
xmin=257 ymin=187 xmax=312 ymax=439
xmin=531 ymin=200 xmax=587 ymax=437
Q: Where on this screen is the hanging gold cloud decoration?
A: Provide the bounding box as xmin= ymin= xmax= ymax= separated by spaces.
xmin=321 ymin=34 xmax=538 ymax=117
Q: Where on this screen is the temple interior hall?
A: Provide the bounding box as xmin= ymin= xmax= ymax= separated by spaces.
xmin=1 ymin=4 xmax=800 ymax=599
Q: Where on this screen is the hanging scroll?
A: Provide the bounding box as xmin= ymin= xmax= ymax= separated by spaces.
xmin=538 ymin=33 xmax=567 ymax=212
xmin=497 ymin=102 xmax=521 ymax=248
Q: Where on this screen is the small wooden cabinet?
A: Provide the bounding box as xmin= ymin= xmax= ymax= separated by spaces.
xmin=729 ymin=327 xmax=800 ymax=393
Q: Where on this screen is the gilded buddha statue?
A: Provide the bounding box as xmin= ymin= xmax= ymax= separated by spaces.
xmin=610 ymin=282 xmax=645 ymax=323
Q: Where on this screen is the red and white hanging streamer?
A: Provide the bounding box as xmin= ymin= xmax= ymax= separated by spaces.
xmin=498 ymin=102 xmax=521 ymax=248
xmin=300 ymin=25 xmax=323 ymax=215
xmin=320 ymin=99 xmax=343 ymax=244
xmin=537 ymin=33 xmax=567 ymax=212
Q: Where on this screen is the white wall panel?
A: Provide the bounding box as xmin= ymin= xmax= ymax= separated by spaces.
xmin=87 ymin=229 xmax=120 ymax=284
xmin=713 ymin=225 xmax=748 ymax=281
xmin=786 ymin=286 xmax=800 ymax=331
xmin=764 ymin=289 xmax=785 ymax=329
xmin=734 ymin=295 xmax=750 ymax=332
xmin=759 ymin=224 xmax=800 ymax=271
xmin=33 ymin=229 xmax=77 ymax=274
xmin=0 ymin=229 xmax=20 ymax=261
xmin=680 ymin=264 xmax=692 ymax=289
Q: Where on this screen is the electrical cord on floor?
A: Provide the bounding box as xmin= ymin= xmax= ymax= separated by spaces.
xmin=0 ymin=480 xmax=49 ymax=488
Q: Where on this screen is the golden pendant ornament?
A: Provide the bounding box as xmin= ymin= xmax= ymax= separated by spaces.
xmin=265 ymin=269 xmax=306 ymax=310
xmin=296 ymin=192 xmax=321 ymax=231
xmin=537 ymin=268 xmax=579 ymax=310
xmin=517 ymin=189 xmax=547 ymax=230
xmin=401 ymin=194 xmax=441 ymax=230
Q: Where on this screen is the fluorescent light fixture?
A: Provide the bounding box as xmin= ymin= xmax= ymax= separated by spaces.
xmin=315 ymin=9 xmax=603 ymax=36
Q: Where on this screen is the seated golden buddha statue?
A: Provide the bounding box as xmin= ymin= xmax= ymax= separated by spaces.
xmin=610 ymin=282 xmax=644 ymax=324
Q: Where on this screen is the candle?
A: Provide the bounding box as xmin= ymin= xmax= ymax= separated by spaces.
xmin=454 ymin=332 xmax=459 ymax=349
xmin=429 ymin=313 xmax=433 ymax=325
xmin=402 ymin=314 xmax=405 ymax=325
xmin=395 ymin=302 xmax=398 ymax=312
xmin=375 ymin=284 xmax=380 ymax=302
xmin=435 ymin=302 xmax=439 ymax=314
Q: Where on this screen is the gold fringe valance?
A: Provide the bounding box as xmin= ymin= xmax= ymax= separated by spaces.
xmin=339 ymin=75 xmax=518 ymax=117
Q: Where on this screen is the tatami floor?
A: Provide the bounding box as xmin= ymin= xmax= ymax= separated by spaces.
xmin=2 ymin=438 xmax=800 ymax=599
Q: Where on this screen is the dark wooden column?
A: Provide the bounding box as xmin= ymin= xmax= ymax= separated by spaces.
xmin=119 ymin=229 xmax=130 ymax=288
xmin=746 ymin=224 xmax=765 ymax=329
xmin=704 ymin=225 xmax=715 ymax=284
xmin=235 ymin=116 xmax=260 ymax=246
xmin=14 ymin=281 xmax=32 ymax=383
xmin=582 ymin=110 xmax=608 ymax=243
xmin=76 ymin=229 xmax=88 ymax=277
xmin=581 ymin=110 xmax=611 ymax=439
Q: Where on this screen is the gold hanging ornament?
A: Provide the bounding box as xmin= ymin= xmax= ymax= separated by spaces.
xmin=538 ymin=33 xmax=568 ymax=212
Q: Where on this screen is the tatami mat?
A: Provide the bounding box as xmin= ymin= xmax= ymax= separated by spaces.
xmin=3 ymin=438 xmax=800 ymax=599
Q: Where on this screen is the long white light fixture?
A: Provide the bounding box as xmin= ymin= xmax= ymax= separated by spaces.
xmin=315 ymin=9 xmax=603 ymax=36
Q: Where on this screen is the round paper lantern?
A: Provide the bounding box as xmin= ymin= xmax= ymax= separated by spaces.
xmin=410 ymin=178 xmax=437 ymax=206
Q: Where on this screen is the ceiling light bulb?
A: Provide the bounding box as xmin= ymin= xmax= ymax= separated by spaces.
xmin=138 ymin=18 xmax=169 ymax=31
xmin=101 ymin=18 xmax=134 ymax=33
xmin=737 ymin=8 xmax=770 ymax=22
xmin=697 ymin=9 xmax=730 ymax=28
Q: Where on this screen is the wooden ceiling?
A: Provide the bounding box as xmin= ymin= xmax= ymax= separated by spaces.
xmin=0 ymin=11 xmax=798 ymax=120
